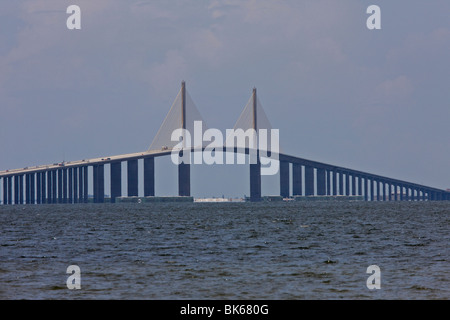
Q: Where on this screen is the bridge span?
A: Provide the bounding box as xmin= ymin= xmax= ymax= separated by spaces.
xmin=0 ymin=146 xmax=448 ymax=205
xmin=1 ymin=82 xmax=448 ymax=204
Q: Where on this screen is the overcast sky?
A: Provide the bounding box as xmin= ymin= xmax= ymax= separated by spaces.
xmin=0 ymin=0 xmax=449 ymax=197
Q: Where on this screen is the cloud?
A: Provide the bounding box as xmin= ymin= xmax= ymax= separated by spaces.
xmin=184 ymin=29 xmax=224 ymax=67
xmin=149 ymin=50 xmax=188 ymax=96
xmin=310 ymin=37 xmax=347 ymax=63
xmin=130 ymin=1 xmax=178 ymax=20
xmin=387 ymin=27 xmax=450 ymax=63
xmin=385 ymin=27 xmax=450 ymax=83
xmin=375 ymin=75 xmax=414 ymax=103
xmin=352 ymin=75 xmax=414 ymax=132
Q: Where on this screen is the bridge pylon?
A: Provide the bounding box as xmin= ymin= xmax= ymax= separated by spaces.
xmin=148 ymin=81 xmax=208 ymax=197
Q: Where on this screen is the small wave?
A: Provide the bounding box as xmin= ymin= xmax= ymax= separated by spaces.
xmin=291 ymin=246 xmax=310 ymax=250
xmin=48 ymin=285 xmax=66 ymax=291
xmin=324 ymin=258 xmax=338 ymax=264
xmin=410 ymin=285 xmax=432 ymax=291
xmin=404 ymin=243 xmax=426 ymax=247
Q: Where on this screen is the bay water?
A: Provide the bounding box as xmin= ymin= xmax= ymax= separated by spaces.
xmin=1 ymin=201 xmax=448 ymax=299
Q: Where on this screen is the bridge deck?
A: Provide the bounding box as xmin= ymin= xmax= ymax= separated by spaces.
xmin=0 ymin=149 xmax=170 ymax=177
xmin=0 ymin=147 xmax=447 ymax=193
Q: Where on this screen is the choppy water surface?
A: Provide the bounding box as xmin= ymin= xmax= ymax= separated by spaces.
xmin=0 ymin=201 xmax=449 ymax=299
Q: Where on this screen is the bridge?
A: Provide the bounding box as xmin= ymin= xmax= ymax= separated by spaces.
xmin=1 ymin=81 xmax=449 ymax=204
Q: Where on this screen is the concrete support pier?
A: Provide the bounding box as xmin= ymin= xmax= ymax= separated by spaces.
xmin=316 ymin=168 xmax=326 ymax=196
xmin=37 ymin=174 xmax=42 ymax=204
xmin=51 ymin=170 xmax=56 ymax=204
xmin=144 ymin=157 xmax=155 ymax=197
xmin=332 ymin=171 xmax=337 ymax=196
xmin=57 ymin=169 xmax=63 ymax=203
xmin=338 ymin=171 xmax=343 ymax=196
xmin=3 ymin=178 xmax=7 ymax=205
xmin=345 ymin=173 xmax=350 ymax=196
xmin=249 ymin=162 xmax=261 ymax=201
xmin=40 ymin=172 xmax=46 ymax=204
xmin=179 ymin=163 xmax=191 ymax=197
xmin=73 ymin=167 xmax=78 ymax=203
xmin=326 ymin=170 xmax=331 ymax=196
xmin=280 ymin=161 xmax=290 ymax=198
xmin=62 ymin=168 xmax=68 ymax=203
xmin=127 ymin=160 xmax=138 ymax=197
xmin=93 ymin=164 xmax=104 ymax=203
xmin=292 ymin=163 xmax=302 ymax=196
xmin=25 ymin=174 xmax=30 ymax=204
xmin=14 ymin=175 xmax=19 ymax=205
xmin=305 ymin=166 xmax=314 ymax=196
xmin=83 ymin=166 xmax=88 ymax=203
xmin=68 ymin=168 xmax=73 ymax=204
xmin=19 ymin=175 xmax=24 ymax=204
xmin=352 ymin=175 xmax=356 ymax=196
xmin=78 ymin=167 xmax=84 ymax=203
xmin=30 ymin=173 xmax=35 ymax=204
xmin=7 ymin=177 xmax=12 ymax=205
xmin=110 ymin=162 xmax=122 ymax=203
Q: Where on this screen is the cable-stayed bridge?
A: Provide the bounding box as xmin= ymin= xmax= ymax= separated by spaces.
xmin=1 ymin=81 xmax=448 ymax=204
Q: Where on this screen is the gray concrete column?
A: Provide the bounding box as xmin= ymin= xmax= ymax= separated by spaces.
xmin=144 ymin=157 xmax=155 ymax=197
xmin=351 ymin=175 xmax=356 ymax=196
xmin=73 ymin=167 xmax=78 ymax=203
xmin=83 ymin=166 xmax=88 ymax=203
xmin=40 ymin=172 xmax=46 ymax=204
xmin=19 ymin=175 xmax=24 ymax=204
xmin=128 ymin=159 xmax=139 ymax=197
xmin=374 ymin=180 xmax=379 ymax=201
xmin=345 ymin=173 xmax=350 ymax=196
xmin=305 ymin=166 xmax=314 ymax=196
xmin=92 ymin=166 xmax=97 ymax=203
xmin=326 ymin=170 xmax=331 ymax=195
xmin=93 ymin=164 xmax=105 ymax=203
xmin=97 ymin=164 xmax=105 ymax=203
xmin=110 ymin=162 xmax=122 ymax=203
xmin=370 ymin=179 xmax=375 ymax=201
xmin=68 ymin=168 xmax=73 ymax=204
xmin=292 ymin=163 xmax=302 ymax=196
xmin=37 ymin=173 xmax=41 ymax=204
xmin=58 ymin=169 xmax=63 ymax=203
xmin=7 ymin=176 xmax=12 ymax=205
xmin=30 ymin=173 xmax=35 ymax=204
xmin=25 ymin=174 xmax=31 ymax=204
xmin=358 ymin=176 xmax=362 ymax=196
xmin=78 ymin=166 xmax=83 ymax=203
xmin=364 ymin=177 xmax=368 ymax=201
xmin=2 ymin=178 xmax=6 ymax=205
xmin=14 ymin=175 xmax=19 ymax=204
xmin=63 ymin=168 xmax=68 ymax=203
xmin=51 ymin=170 xmax=57 ymax=204
xmin=332 ymin=171 xmax=337 ymax=196
xmin=249 ymin=160 xmax=261 ymax=201
xmin=280 ymin=161 xmax=290 ymax=198
xmin=317 ymin=168 xmax=326 ymax=196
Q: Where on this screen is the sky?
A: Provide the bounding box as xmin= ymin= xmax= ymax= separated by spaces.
xmin=0 ymin=0 xmax=449 ymax=198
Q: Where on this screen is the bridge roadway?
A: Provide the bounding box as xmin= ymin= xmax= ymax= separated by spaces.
xmin=0 ymin=147 xmax=449 ymax=204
